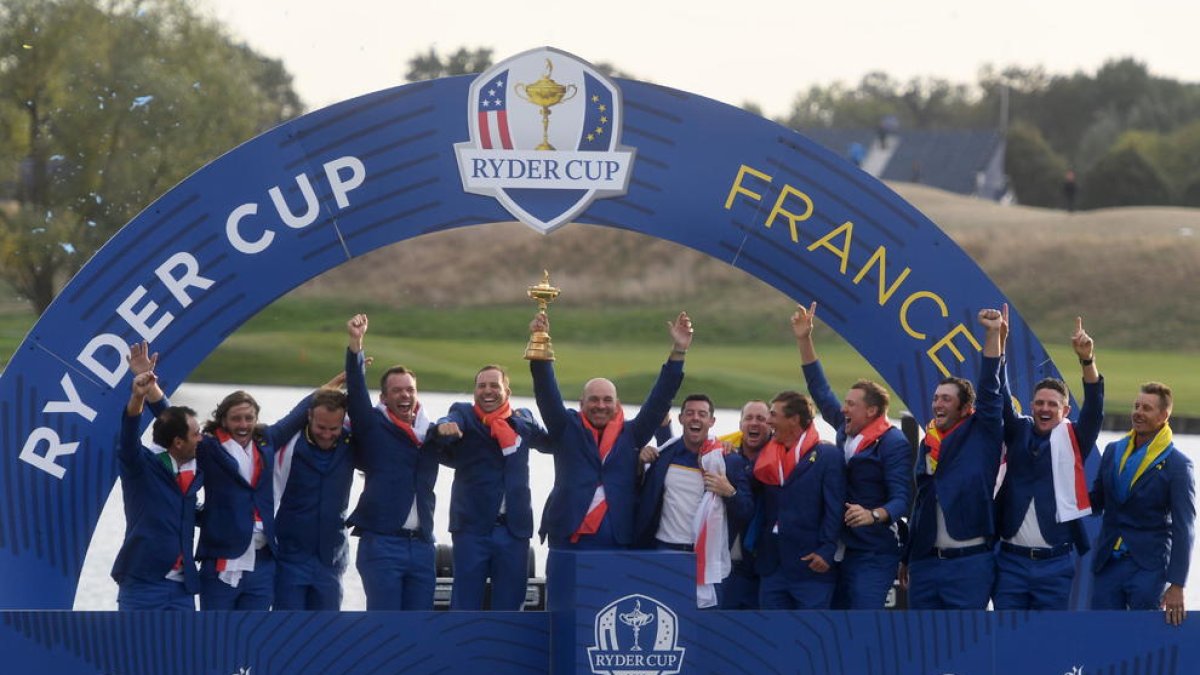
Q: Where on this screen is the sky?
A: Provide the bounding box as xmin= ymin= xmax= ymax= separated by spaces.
xmin=202 ymin=0 xmax=1199 ymax=119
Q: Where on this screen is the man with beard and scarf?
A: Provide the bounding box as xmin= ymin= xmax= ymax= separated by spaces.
xmin=427 ymin=364 xmax=549 ymax=610
xmin=993 ymin=314 xmax=1104 ymax=610
xmin=791 ymin=302 xmax=911 ymax=610
xmin=343 ymin=313 xmax=440 ymax=610
xmin=529 ymin=310 xmax=692 ymax=552
xmin=901 ymin=308 xmax=1004 ymax=610
xmin=1091 ymin=382 xmax=1195 ymax=626
xmin=634 ymin=394 xmax=752 ymax=608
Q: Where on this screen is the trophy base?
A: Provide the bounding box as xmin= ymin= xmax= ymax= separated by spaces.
xmin=525 ymin=335 xmax=555 ymax=361
xmin=524 ymin=346 xmax=556 ymax=361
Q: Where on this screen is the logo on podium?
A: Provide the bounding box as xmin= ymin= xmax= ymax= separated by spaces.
xmin=587 ymin=594 xmax=685 ymax=675
xmin=455 ymin=47 xmax=636 ymax=234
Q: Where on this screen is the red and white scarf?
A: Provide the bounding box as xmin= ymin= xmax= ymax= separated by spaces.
xmin=1049 ymin=420 xmax=1091 ymax=521
xmin=693 ymin=439 xmax=730 ymax=608
xmin=378 ymin=401 xmax=430 ymax=446
xmin=753 ymin=423 xmax=819 ymax=486
xmin=213 ymin=429 xmax=264 ymax=587
xmin=570 ymin=406 xmax=627 ymax=543
xmin=843 ymin=415 xmax=893 ymax=458
xmin=475 ymin=401 xmax=519 ymax=456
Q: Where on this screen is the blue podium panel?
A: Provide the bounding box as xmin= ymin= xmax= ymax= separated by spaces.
xmin=0 ymin=611 xmax=549 ymax=675
xmin=547 ymin=552 xmax=1200 ymax=675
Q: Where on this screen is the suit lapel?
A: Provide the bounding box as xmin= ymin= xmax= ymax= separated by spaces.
xmin=784 ymin=446 xmax=818 ymax=485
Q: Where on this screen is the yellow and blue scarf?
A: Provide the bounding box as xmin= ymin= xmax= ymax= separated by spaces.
xmin=1114 ymin=424 xmax=1175 ymax=504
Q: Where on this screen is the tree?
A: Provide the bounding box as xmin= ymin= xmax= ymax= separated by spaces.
xmin=1004 ymin=121 xmax=1068 ymax=208
xmin=1080 ymin=145 xmax=1170 ymax=209
xmin=405 ymin=46 xmax=493 ymax=82
xmin=0 ymin=0 xmax=302 ymax=313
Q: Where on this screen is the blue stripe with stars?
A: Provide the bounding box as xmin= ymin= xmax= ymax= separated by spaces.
xmin=578 ymin=73 xmax=614 ymax=151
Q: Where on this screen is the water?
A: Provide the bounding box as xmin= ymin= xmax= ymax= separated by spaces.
xmin=74 ymin=384 xmax=1200 ymax=610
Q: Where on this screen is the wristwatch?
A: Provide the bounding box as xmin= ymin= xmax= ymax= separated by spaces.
xmin=871 ymin=509 xmax=882 ymax=524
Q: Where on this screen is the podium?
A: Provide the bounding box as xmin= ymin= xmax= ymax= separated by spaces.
xmin=2 ymin=552 xmax=1199 ymax=673
xmin=544 ymin=550 xmax=1200 ymax=675
xmin=547 ymin=549 xmax=694 ymax=674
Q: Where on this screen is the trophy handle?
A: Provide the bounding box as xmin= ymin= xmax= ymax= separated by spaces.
xmin=561 ymin=84 xmax=578 ymax=103
xmin=514 ymin=82 xmax=530 ymax=103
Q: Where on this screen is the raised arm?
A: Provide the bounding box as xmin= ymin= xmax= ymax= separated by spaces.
xmin=1071 ymin=316 xmax=1105 ymax=456
xmin=794 ymin=303 xmax=845 ymax=427
xmin=792 ymin=302 xmax=819 ymax=365
xmin=267 ymin=393 xmax=314 ymax=447
xmin=529 ymin=311 xmax=570 ymax=439
xmin=629 ymin=312 xmax=690 ymax=442
xmin=666 ymin=310 xmax=693 ymax=362
xmin=127 ymin=341 xmax=164 ymax=404
xmin=344 ymin=314 xmax=375 ymax=426
xmin=974 ymin=309 xmax=1005 ymax=450
xmin=120 ymin=371 xmax=158 ymax=471
xmin=979 ymin=308 xmax=1003 ymax=359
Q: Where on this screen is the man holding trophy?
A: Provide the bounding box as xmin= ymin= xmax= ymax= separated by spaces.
xmin=526 ymin=273 xmax=692 ymax=552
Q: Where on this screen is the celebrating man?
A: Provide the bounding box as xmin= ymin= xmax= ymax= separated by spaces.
xmin=530 ymin=310 xmax=692 ymax=551
xmin=635 ymin=394 xmax=752 ymax=607
xmin=273 ymin=386 xmax=356 ymax=610
xmin=792 ymin=302 xmax=911 ymax=609
xmin=427 ymin=365 xmax=548 ymax=610
xmin=344 ymin=314 xmax=440 ymax=610
xmin=113 ymin=346 xmax=202 ymax=611
xmin=716 ymin=400 xmax=772 ymax=609
xmin=753 ymin=391 xmax=845 ymax=609
xmin=993 ymin=315 xmax=1104 ymax=610
xmin=902 ymin=308 xmax=1004 ymax=609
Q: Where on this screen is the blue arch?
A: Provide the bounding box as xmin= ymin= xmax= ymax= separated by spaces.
xmin=0 ymin=69 xmax=1063 ymax=608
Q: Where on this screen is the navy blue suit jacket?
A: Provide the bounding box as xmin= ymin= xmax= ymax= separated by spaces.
xmin=112 ymin=409 xmax=203 ymax=593
xmin=754 ymin=441 xmax=846 ymax=579
xmin=803 ymin=360 xmax=912 ymax=554
xmin=633 ymin=437 xmax=753 ymax=549
xmin=428 ymin=401 xmax=549 ymax=539
xmin=1091 ymin=435 xmax=1195 ymax=586
xmin=907 ymin=355 xmax=1004 ymax=561
xmin=187 ymin=394 xmax=309 ymax=561
xmin=344 ymin=349 xmax=440 ymax=542
xmin=275 ymin=427 xmax=356 ymax=569
xmin=531 ymin=359 xmax=683 ymax=545
xmin=996 ymin=372 xmax=1104 ymax=553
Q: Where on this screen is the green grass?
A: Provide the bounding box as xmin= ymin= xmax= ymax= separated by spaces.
xmin=3 ymin=298 xmax=1198 ymax=416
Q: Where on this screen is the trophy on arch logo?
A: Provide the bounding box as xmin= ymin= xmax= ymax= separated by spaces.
xmin=455 ymin=47 xmax=636 ymax=233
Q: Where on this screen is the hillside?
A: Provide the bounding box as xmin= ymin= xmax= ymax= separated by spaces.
xmin=293 ymin=184 xmax=1200 ymax=350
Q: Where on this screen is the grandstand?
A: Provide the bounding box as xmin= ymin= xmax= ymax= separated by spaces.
xmin=801 ymin=126 xmax=1007 ymax=200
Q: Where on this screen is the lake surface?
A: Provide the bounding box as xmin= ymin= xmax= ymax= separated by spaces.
xmin=74 ymin=383 xmax=1200 ymax=610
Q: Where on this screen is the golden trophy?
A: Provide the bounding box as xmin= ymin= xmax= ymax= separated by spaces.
xmin=525 ymin=270 xmax=561 ymax=361
xmin=515 ymin=59 xmax=577 ymax=151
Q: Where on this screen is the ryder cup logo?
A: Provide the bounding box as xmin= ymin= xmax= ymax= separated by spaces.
xmin=587 ymin=594 xmax=686 ymax=675
xmin=454 ymin=47 xmax=636 ymax=233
